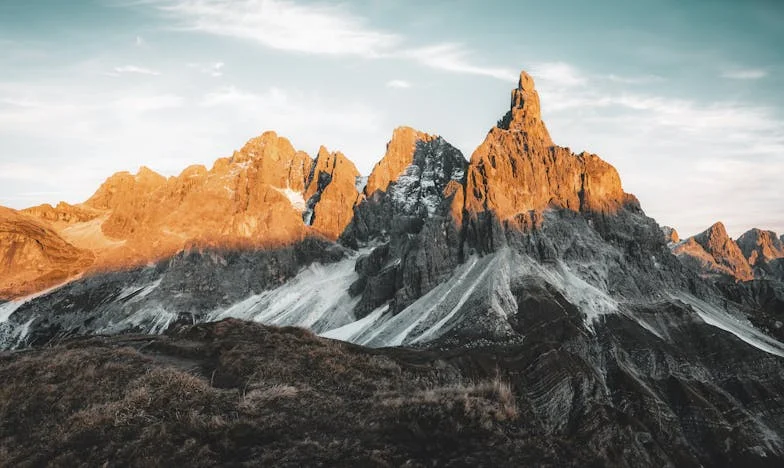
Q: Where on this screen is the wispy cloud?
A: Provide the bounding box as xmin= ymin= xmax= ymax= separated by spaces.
xmin=155 ymin=0 xmax=398 ymax=57
xmin=530 ymin=62 xmax=586 ymax=88
xmin=386 ymin=79 xmax=411 ymax=89
xmin=403 ymin=44 xmax=516 ymax=81
xmin=199 ymin=85 xmax=380 ymax=132
xmin=112 ymin=65 xmax=161 ymax=76
xmin=721 ymin=68 xmax=767 ymax=80
xmin=141 ymin=0 xmax=513 ymax=81
xmin=188 ymin=61 xmax=224 ymax=77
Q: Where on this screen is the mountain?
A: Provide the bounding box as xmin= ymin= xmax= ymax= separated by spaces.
xmin=2 ymin=70 xmax=784 ymax=466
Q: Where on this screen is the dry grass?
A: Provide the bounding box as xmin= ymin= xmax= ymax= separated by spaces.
xmin=0 ymin=320 xmax=573 ymax=467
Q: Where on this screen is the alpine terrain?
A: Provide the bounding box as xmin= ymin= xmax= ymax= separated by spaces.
xmin=1 ymin=71 xmax=783 ymax=467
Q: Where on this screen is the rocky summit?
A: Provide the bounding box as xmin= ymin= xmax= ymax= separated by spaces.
xmin=2 ymin=70 xmax=784 ymax=467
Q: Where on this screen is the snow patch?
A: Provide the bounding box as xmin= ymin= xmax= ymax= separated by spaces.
xmin=101 ymin=304 xmax=177 ymax=335
xmin=273 ymin=186 xmax=306 ymax=211
xmin=355 ymin=175 xmax=368 ymax=193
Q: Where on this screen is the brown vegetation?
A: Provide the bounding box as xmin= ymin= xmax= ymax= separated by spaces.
xmin=0 ymin=319 xmax=594 ymax=467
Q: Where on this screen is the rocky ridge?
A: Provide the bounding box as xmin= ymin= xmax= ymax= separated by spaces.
xmin=2 ymin=69 xmax=784 ymax=465
xmin=3 ymin=132 xmax=362 ymax=298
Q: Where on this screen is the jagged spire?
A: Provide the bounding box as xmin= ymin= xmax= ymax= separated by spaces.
xmin=498 ymin=71 xmax=552 ymax=145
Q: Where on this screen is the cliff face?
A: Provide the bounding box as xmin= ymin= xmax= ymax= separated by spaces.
xmin=303 ymin=146 xmax=361 ymax=239
xmin=673 ymin=222 xmax=754 ymax=281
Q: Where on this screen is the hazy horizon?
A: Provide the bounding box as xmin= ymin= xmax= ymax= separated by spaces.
xmin=1 ymin=0 xmax=782 ymax=238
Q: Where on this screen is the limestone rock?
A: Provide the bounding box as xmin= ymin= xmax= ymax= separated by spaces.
xmin=365 ymin=126 xmax=435 ymax=196
xmin=0 ymin=207 xmax=94 ymax=298
xmin=303 ymin=146 xmax=361 ymax=239
xmin=736 ymin=228 xmax=784 ymax=266
xmin=661 ymin=226 xmax=680 ymax=244
xmin=465 ymin=72 xmax=628 ymax=225
xmin=341 ymin=128 xmax=467 ymax=316
xmin=673 ymin=222 xmax=753 ymax=281
xmin=22 ymin=202 xmax=100 ymax=225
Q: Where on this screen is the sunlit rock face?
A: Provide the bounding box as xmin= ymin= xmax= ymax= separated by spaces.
xmin=302 ymin=146 xmax=361 ymax=239
xmin=465 ymin=72 xmax=631 ymax=226
xmin=673 ymin=222 xmax=754 ymax=281
xmin=661 ymin=225 xmax=680 ymax=244
xmin=0 ymin=207 xmax=94 ymax=298
xmin=737 ymin=228 xmax=784 ymax=267
xmin=3 ymin=131 xmax=361 ymax=299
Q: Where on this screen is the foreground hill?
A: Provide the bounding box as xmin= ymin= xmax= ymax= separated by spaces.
xmin=1 ymin=319 xmax=781 ymax=467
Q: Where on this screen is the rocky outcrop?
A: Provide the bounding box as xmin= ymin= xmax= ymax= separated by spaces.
xmin=302 ymin=146 xmax=361 ymax=239
xmin=364 ymin=127 xmax=435 ymax=196
xmin=22 ymin=202 xmax=100 ymax=225
xmin=0 ymin=132 xmax=367 ymax=298
xmin=0 ymin=207 xmax=94 ymax=298
xmin=661 ymin=225 xmax=679 ymax=244
xmin=737 ymin=228 xmax=784 ymax=267
xmin=673 ymin=222 xmax=754 ymax=281
xmin=465 ymin=72 xmax=632 ymax=235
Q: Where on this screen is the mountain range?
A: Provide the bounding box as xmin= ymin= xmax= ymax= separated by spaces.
xmin=1 ymin=71 xmax=784 ymax=466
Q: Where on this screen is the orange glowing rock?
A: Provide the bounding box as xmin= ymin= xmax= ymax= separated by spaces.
xmin=0 ymin=207 xmax=94 ymax=298
xmin=465 ymin=71 xmax=629 ymax=222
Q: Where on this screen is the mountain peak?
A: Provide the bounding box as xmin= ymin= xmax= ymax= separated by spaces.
xmin=736 ymin=228 xmax=784 ymax=266
xmin=498 ymin=70 xmax=552 ymax=144
xmin=365 ymin=126 xmax=435 ymax=196
xmin=679 ymin=221 xmax=754 ymax=281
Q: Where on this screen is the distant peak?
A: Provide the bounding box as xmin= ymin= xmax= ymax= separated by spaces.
xmin=706 ymin=222 xmax=729 ymax=238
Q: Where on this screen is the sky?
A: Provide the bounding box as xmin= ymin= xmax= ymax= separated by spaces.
xmin=0 ymin=0 xmax=782 ymax=238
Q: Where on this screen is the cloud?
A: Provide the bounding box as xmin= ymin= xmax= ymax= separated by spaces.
xmin=188 ymin=61 xmax=224 ymax=77
xmin=402 ymin=43 xmax=516 ymax=81
xmin=154 ymin=0 xmax=399 ymax=57
xmin=140 ymin=0 xmax=514 ymax=81
xmin=721 ymin=68 xmax=767 ymax=80
xmin=135 ymin=35 xmax=146 ymax=46
xmin=112 ymin=65 xmax=161 ymax=76
xmin=386 ymin=79 xmax=411 ymax=89
xmin=199 ymin=85 xmax=380 ymax=133
xmin=530 ymin=62 xmax=586 ymax=88
xmin=0 ymin=76 xmax=387 ymax=208
xmin=112 ymin=94 xmax=185 ymax=112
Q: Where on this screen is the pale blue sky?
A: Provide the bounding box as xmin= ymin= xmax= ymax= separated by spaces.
xmin=0 ymin=0 xmax=782 ymax=236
